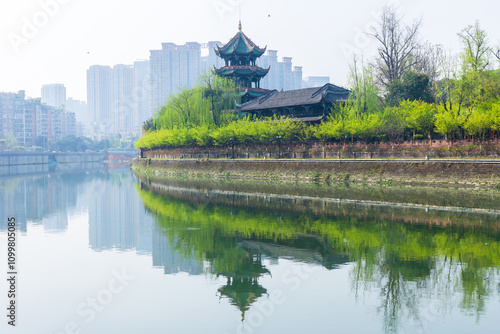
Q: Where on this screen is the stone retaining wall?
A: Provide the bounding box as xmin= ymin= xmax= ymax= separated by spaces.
xmin=132 ymin=158 xmax=500 ymax=185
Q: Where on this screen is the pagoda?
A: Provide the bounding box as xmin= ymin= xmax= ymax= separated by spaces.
xmin=215 ymin=21 xmax=270 ymax=100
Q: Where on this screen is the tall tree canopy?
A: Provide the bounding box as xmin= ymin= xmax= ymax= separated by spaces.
xmin=369 ymin=6 xmax=422 ymax=89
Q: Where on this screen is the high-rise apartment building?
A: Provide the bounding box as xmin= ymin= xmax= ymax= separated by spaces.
xmin=202 ymin=41 xmax=224 ymax=72
xmin=41 ymin=83 xmax=66 ymax=108
xmin=293 ymin=66 xmax=303 ymax=90
xmin=258 ymin=50 xmax=278 ymax=90
xmin=149 ymin=42 xmax=201 ymax=112
xmin=112 ymin=64 xmax=135 ymax=134
xmin=87 ymin=65 xmax=112 ymax=135
xmin=279 ymin=57 xmax=294 ymax=91
xmin=258 ymin=52 xmax=302 ymax=91
xmin=0 ymin=91 xmax=32 ymax=146
xmin=66 ymin=98 xmax=87 ymax=135
xmin=133 ymin=60 xmax=152 ymax=132
xmin=87 ymin=62 xmax=154 ymax=137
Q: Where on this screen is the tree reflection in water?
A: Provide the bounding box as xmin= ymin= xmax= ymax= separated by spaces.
xmin=136 ymin=175 xmax=500 ymax=333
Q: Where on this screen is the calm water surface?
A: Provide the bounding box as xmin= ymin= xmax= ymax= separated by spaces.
xmin=1 ymin=166 xmax=500 ymax=334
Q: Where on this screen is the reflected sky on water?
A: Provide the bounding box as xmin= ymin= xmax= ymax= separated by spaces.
xmin=0 ymin=167 xmax=499 ymax=334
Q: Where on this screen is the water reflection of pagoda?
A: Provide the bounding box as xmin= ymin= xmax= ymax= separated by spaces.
xmin=217 ymin=251 xmax=269 ymax=321
xmin=215 ymin=21 xmax=271 ymax=102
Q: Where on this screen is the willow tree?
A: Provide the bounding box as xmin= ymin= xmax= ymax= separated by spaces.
xmin=152 ymin=72 xmax=240 ymax=131
xmin=346 ymin=56 xmax=382 ymax=116
xmin=201 ymin=73 xmax=240 ymax=127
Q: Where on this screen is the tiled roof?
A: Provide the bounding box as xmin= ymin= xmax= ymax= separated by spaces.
xmin=216 ymin=65 xmax=269 ymax=77
xmin=239 ymin=84 xmax=351 ymax=111
xmin=216 ymin=31 xmax=266 ymax=58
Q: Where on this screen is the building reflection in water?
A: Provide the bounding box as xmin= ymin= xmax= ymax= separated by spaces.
xmin=135 ymin=173 xmax=500 ymax=332
xmin=3 ymin=168 xmax=500 ymax=333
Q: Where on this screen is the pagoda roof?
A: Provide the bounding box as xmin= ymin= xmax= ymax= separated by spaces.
xmin=239 ymin=88 xmax=271 ymax=98
xmin=216 ymin=65 xmax=270 ymax=77
xmin=216 ymin=29 xmax=266 ymax=58
xmin=238 ymin=83 xmax=351 ymax=112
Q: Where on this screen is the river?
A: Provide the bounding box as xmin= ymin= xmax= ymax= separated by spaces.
xmin=1 ymin=165 xmax=499 ymax=333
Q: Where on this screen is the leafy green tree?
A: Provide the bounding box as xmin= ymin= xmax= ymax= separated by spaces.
xmin=142 ymin=117 xmax=157 ymax=133
xmin=463 ymin=111 xmax=493 ymax=140
xmin=153 ymin=73 xmax=239 ymax=132
xmin=401 ymin=100 xmax=436 ymax=139
xmin=458 ymin=21 xmax=491 ymax=73
xmin=386 ymin=72 xmax=434 ymax=106
xmin=434 ymin=106 xmax=464 ymax=140
xmin=490 ymin=101 xmax=500 ymax=133
xmin=350 ymin=113 xmax=381 ymax=144
xmin=346 ymin=56 xmax=382 ymax=116
xmin=313 ymin=121 xmax=334 ymax=145
xmin=210 ymin=126 xmax=235 ymax=146
xmin=380 ymin=106 xmax=407 ymax=142
xmin=201 ymin=73 xmax=240 ymax=127
xmin=2 ymin=131 xmax=18 ymax=149
xmin=189 ymin=126 xmax=212 ymax=147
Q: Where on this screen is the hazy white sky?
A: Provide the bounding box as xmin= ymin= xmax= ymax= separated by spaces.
xmin=0 ymin=0 xmax=499 ymax=101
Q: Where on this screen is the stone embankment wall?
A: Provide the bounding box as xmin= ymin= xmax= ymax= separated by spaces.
xmin=132 ymin=158 xmax=500 ymax=186
xmin=0 ymin=152 xmax=106 ymax=166
xmin=0 ymin=153 xmax=49 ymax=166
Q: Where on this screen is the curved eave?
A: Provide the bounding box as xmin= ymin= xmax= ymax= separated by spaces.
xmin=217 ymin=31 xmax=266 ymax=57
xmin=216 ymin=66 xmax=269 ymax=77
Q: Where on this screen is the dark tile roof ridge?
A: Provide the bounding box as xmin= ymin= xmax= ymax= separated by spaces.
xmin=258 ymin=90 xmax=278 ymax=104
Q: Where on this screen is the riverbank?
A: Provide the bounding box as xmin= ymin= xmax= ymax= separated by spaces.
xmin=131 ymin=157 xmax=500 ymax=187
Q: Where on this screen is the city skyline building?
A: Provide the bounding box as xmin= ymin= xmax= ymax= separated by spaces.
xmin=133 ymin=60 xmax=152 ymax=133
xmin=65 ymin=97 xmax=87 ymax=136
xmin=202 ymin=41 xmax=224 ymax=72
xmin=0 ymin=91 xmax=77 ymax=146
xmin=258 ymin=52 xmax=303 ymax=91
xmin=303 ymin=76 xmax=331 ymax=88
xmin=112 ymin=64 xmax=135 ymax=135
xmin=86 ymin=65 xmax=113 ymax=137
xmin=41 ymin=83 xmax=66 ymax=108
xmin=149 ymin=42 xmax=202 ymax=112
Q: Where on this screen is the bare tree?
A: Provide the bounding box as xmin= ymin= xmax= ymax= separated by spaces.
xmin=369 ymin=6 xmax=422 ymax=89
xmin=412 ymin=42 xmax=444 ymax=97
xmin=493 ymin=44 xmax=500 ymax=61
xmin=413 ymin=43 xmax=442 ymax=82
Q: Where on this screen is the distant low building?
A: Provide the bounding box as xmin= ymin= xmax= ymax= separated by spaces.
xmin=0 ymin=91 xmax=76 ymax=146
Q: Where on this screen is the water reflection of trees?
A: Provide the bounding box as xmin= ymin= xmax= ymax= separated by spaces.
xmin=136 ymin=178 xmax=500 ymax=333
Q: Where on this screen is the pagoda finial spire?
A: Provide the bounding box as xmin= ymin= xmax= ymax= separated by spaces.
xmin=238 ymin=0 xmax=242 ymax=30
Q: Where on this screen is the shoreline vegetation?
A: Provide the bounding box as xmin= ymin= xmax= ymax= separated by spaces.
xmin=134 ymin=14 xmax=500 ymax=191
xmin=135 ymin=16 xmax=500 ymax=167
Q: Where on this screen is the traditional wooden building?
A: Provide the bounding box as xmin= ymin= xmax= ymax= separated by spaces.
xmin=215 ymin=21 xmax=270 ymax=91
xmin=215 ymin=23 xmax=351 ymax=120
xmin=237 ymin=83 xmax=351 ymax=120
